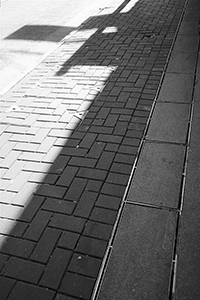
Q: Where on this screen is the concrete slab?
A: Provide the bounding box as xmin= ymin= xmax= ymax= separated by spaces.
xmin=178 ymin=22 xmax=199 ymax=35
xmin=175 ymin=204 xmax=200 ymax=300
xmin=97 ymin=204 xmax=177 ymax=300
xmin=167 ymin=52 xmax=197 ymax=74
xmin=157 ymin=73 xmax=194 ymax=103
xmin=172 ymin=34 xmax=199 ymax=53
xmin=126 ymin=142 xmax=185 ymax=208
xmin=146 ymin=103 xmax=190 ymax=144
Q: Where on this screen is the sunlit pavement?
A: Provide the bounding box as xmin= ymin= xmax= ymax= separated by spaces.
xmin=0 ymin=0 xmax=200 ymax=299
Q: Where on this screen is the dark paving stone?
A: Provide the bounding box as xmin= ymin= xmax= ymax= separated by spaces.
xmin=175 ymin=203 xmax=200 ymax=300
xmin=173 ymin=34 xmax=199 ymax=52
xmin=167 ymin=52 xmax=197 ymax=74
xmin=127 ymin=142 xmax=185 ymax=208
xmin=146 ymin=102 xmax=190 ymax=144
xmin=158 ymin=73 xmax=194 ymax=103
xmin=97 ymin=204 xmax=177 ymax=300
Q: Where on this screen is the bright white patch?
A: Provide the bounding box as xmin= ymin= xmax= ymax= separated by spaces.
xmin=120 ymin=0 xmax=139 ymax=13
xmin=102 ymin=26 xmax=118 ymax=34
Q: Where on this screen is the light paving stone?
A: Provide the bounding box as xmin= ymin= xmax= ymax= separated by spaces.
xmin=167 ymin=52 xmax=197 ymax=74
xmin=126 ymin=142 xmax=185 ymax=208
xmin=97 ymin=204 xmax=176 ymax=300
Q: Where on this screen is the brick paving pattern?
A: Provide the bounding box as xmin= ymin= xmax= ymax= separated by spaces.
xmin=0 ymin=0 xmax=187 ymax=299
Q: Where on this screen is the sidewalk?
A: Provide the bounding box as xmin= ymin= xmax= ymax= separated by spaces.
xmin=0 ymin=0 xmax=200 ymax=299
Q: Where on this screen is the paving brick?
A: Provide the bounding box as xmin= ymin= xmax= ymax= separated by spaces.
xmin=74 ymin=191 xmax=98 ymax=218
xmin=110 ymin=162 xmax=132 ymax=175
xmin=97 ymin=134 xmax=122 ymax=144
xmin=87 ymin=142 xmax=105 ymax=158
xmin=49 ymin=155 xmax=70 ymax=174
xmin=83 ymin=221 xmax=112 ymax=241
xmin=0 ymin=276 xmax=16 ymax=299
xmin=101 ymin=182 xmax=125 ymax=198
xmin=0 ymin=253 xmax=9 ymax=271
xmin=20 ymin=195 xmax=45 ymax=222
xmin=0 ymin=236 xmax=35 ymax=258
xmin=75 ymin=236 xmax=107 ymax=258
xmin=61 ymin=146 xmax=88 ymax=157
xmin=64 ymin=178 xmax=87 ymax=202
xmin=0 ymin=142 xmax=16 ymax=159
xmin=40 ymin=248 xmax=72 ymax=289
xmin=49 ymin=213 xmax=86 ymax=233
xmin=8 ymin=281 xmax=55 ymax=300
xmin=0 ymin=204 xmax=22 ymax=220
xmin=23 ymin=210 xmax=52 ymax=241
xmin=57 ymin=166 xmax=78 ymax=186
xmin=60 ymin=272 xmax=95 ymax=299
xmin=96 ymin=151 xmax=115 ymax=171
xmin=68 ymin=156 xmax=97 ymax=168
xmin=1 ymin=150 xmax=20 ymax=168
xmin=41 ymin=198 xmax=75 ymax=214
xmin=79 ymin=132 xmax=97 ymax=149
xmin=19 ymin=152 xmax=45 ymax=162
xmin=96 ymin=194 xmax=121 ymax=210
xmin=36 ymin=137 xmax=56 ymax=153
xmin=2 ymin=257 xmax=44 ymax=284
xmin=77 ymin=167 xmax=107 ymax=181
xmin=7 ymin=171 xmax=31 ymax=193
xmin=68 ymin=253 xmax=101 ymax=278
xmin=58 ymin=231 xmax=79 ymax=250
xmin=31 ymin=128 xmax=50 ymax=143
xmin=31 ymin=228 xmax=61 ymax=263
xmin=13 ymin=142 xmax=38 ymax=152
xmin=11 ymin=182 xmax=37 ymax=206
xmin=36 ymin=184 xmax=66 ymax=198
xmin=114 ymin=153 xmax=136 ymax=165
xmin=90 ymin=207 xmax=117 ymax=225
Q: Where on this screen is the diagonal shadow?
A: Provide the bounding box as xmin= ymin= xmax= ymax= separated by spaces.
xmin=0 ymin=0 xmax=185 ymax=299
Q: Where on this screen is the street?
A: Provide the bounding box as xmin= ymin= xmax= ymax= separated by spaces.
xmin=0 ymin=0 xmax=115 ymax=93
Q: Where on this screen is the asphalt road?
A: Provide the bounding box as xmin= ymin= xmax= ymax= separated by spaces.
xmin=0 ymin=0 xmax=115 ymax=93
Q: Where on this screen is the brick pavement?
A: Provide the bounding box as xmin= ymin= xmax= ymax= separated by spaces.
xmin=0 ymin=0 xmax=194 ymax=299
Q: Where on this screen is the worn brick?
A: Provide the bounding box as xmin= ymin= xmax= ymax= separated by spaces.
xmin=86 ymin=179 xmax=103 ymax=192
xmin=106 ymin=172 xmax=129 ymax=186
xmin=49 ymin=213 xmax=86 ymax=233
xmin=60 ymin=272 xmax=95 ymax=299
xmin=49 ymin=155 xmax=70 ymax=174
xmin=8 ymin=281 xmax=55 ymax=300
xmin=0 ymin=276 xmax=16 ymax=299
xmin=74 ymin=191 xmax=97 ymax=218
xmin=104 ymin=114 xmax=119 ymax=127
xmin=2 ymin=257 xmax=44 ymax=284
xmin=96 ymin=151 xmax=115 ymax=170
xmin=75 ymin=236 xmax=107 ymax=258
xmin=36 ymin=184 xmax=66 ymax=198
xmin=114 ymin=153 xmax=136 ymax=164
xmin=77 ymin=167 xmax=107 ymax=180
xmin=101 ymin=182 xmax=125 ymax=197
xmin=20 ymin=195 xmax=45 ymax=222
xmin=79 ymin=133 xmax=97 ymax=149
xmin=40 ymin=248 xmax=72 ymax=289
xmin=90 ymin=207 xmax=117 ymax=225
xmin=64 ymin=178 xmax=87 ymax=202
xmin=83 ymin=221 xmax=112 ymax=241
xmin=41 ymin=198 xmax=75 ymax=214
xmin=57 ymin=166 xmax=78 ymax=186
xmin=58 ymin=231 xmax=79 ymax=250
xmin=89 ymin=125 xmax=113 ymax=134
xmin=68 ymin=253 xmax=101 ymax=278
xmin=23 ymin=210 xmax=52 ymax=241
xmin=96 ymin=194 xmax=121 ymax=210
xmin=97 ymin=134 xmax=122 ymax=144
xmin=111 ymin=162 xmax=132 ymax=174
xmin=68 ymin=156 xmax=96 ymax=168
xmin=31 ymin=228 xmax=61 ymax=263
xmin=87 ymin=142 xmax=105 ymax=158
xmin=1 ymin=236 xmax=35 ymax=258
